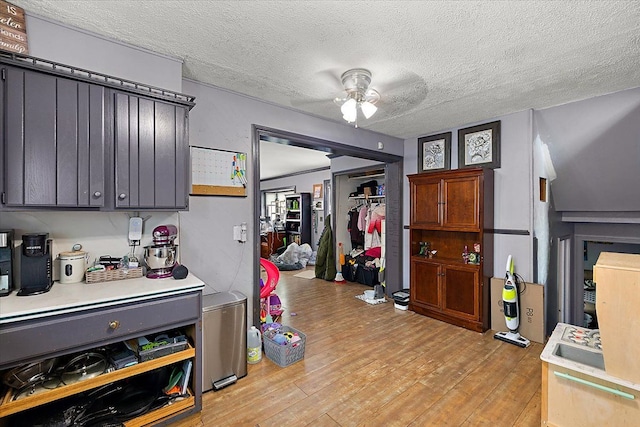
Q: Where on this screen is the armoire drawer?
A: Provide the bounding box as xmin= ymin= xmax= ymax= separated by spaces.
xmin=0 ymin=292 xmax=200 ymax=368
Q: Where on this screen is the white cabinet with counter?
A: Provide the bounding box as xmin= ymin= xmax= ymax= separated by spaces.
xmin=0 ymin=275 xmax=204 ymax=426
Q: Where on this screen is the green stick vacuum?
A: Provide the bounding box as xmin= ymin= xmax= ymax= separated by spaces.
xmin=494 ymin=255 xmax=530 ymax=348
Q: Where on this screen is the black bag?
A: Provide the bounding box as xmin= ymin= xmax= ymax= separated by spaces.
xmin=356 ymin=265 xmax=380 ymax=286
xmin=342 ymin=256 xmax=357 ymax=282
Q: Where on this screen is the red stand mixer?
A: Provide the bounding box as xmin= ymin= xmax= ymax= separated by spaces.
xmin=144 ymin=225 xmax=178 ymax=278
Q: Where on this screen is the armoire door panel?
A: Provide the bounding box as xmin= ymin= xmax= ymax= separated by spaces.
xmin=411 ymin=260 xmax=440 ymax=309
xmin=411 ymin=178 xmax=440 ymax=227
xmin=442 ymin=176 xmax=479 ymax=229
xmin=442 ymin=266 xmax=479 ymax=320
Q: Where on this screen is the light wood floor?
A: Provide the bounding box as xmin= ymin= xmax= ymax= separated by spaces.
xmin=173 ymin=268 xmax=544 ymax=427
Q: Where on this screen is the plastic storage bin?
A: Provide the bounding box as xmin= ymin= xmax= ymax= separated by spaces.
xmin=392 ymin=289 xmax=410 ymax=310
xmin=263 ymin=326 xmax=306 ymax=367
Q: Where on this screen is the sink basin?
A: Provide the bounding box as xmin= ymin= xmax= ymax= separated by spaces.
xmin=553 ymin=343 xmax=605 ymax=370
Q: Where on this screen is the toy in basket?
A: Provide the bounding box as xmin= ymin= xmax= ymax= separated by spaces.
xmin=259 ymin=259 xmax=284 ymax=327
xmin=263 ymin=325 xmax=306 ymax=367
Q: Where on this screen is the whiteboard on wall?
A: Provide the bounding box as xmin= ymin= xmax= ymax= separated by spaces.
xmin=190 ymin=146 xmax=247 ymax=197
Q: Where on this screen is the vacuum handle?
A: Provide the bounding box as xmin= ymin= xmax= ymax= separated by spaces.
xmin=554 ymin=371 xmax=635 ymax=400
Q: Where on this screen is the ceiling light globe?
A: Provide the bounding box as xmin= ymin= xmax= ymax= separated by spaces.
xmin=360 ymin=101 xmax=378 ymax=119
xmin=341 ymin=98 xmax=357 ymax=122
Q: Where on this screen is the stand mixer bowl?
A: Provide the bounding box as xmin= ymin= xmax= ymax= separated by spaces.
xmin=144 ymin=245 xmax=177 ymax=278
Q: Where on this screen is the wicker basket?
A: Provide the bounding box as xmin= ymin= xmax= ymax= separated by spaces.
xmin=263 ymin=325 xmax=306 ymax=367
xmin=85 ymin=267 xmax=144 ymax=284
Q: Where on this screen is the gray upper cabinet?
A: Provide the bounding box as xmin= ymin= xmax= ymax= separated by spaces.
xmin=2 ymin=66 xmax=105 ymax=207
xmin=113 ymin=92 xmax=189 ymax=210
xmin=1 ymin=53 xmax=195 ymax=211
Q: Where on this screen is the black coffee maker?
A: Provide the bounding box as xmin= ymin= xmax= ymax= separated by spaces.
xmin=0 ymin=230 xmax=14 ymax=297
xmin=17 ymin=233 xmax=53 ymax=296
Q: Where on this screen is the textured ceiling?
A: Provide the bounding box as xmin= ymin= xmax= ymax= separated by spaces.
xmin=14 ymin=1 xmax=640 ymax=141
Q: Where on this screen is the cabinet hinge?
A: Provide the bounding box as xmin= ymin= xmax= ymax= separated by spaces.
xmin=1 ymin=68 xmax=5 ymax=81
xmin=1 ymin=192 xmax=5 ymax=204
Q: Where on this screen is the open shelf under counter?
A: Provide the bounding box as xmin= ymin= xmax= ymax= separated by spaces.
xmin=0 ymin=274 xmax=205 ymax=426
xmin=0 ymin=345 xmax=196 ymax=418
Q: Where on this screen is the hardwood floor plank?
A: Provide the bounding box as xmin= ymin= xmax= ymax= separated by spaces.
xmin=170 ymin=269 xmax=544 ymax=426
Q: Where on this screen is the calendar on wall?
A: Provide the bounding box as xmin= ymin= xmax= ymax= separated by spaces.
xmin=190 ymin=146 xmax=247 ymax=197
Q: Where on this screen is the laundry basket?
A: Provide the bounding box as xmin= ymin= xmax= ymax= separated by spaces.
xmin=263 ymin=326 xmax=306 ymax=367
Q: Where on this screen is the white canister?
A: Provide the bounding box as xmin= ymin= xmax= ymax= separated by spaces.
xmin=59 ymin=251 xmax=87 ymax=284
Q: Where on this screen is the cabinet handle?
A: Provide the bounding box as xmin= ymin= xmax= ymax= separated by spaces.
xmin=109 ymin=320 xmax=120 ymax=330
xmin=553 ymin=371 xmax=635 ymax=400
xmin=118 ymin=193 xmax=127 ymax=200
xmin=93 ymin=191 xmax=102 ymax=198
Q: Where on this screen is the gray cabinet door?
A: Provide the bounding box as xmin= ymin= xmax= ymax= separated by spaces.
xmin=114 ymin=92 xmax=188 ymax=209
xmin=3 ymin=66 xmax=105 ymax=207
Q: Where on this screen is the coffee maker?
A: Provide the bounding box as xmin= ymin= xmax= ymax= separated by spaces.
xmin=0 ymin=230 xmax=14 ymax=297
xmin=17 ymin=233 xmax=53 ymax=296
xmin=144 ymin=225 xmax=178 ymax=279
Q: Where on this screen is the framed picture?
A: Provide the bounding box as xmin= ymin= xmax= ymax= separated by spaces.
xmin=458 ymin=121 xmax=501 ymax=169
xmin=312 ymin=183 xmax=323 ymax=199
xmin=418 ymin=132 xmax=451 ymax=172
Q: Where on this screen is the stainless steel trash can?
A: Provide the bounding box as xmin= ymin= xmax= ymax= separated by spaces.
xmin=202 ymin=291 xmax=247 ymax=391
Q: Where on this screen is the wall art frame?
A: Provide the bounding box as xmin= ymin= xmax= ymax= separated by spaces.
xmin=418 ymin=132 xmax=451 ymax=173
xmin=458 ymin=120 xmax=501 ymax=169
xmin=312 ymin=183 xmax=323 ymax=199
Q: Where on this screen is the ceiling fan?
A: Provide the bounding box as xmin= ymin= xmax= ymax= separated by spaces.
xmin=333 ymin=68 xmax=380 ymax=126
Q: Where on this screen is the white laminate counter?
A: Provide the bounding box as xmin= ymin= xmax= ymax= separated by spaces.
xmin=541 ymin=322 xmax=640 ymax=392
xmin=0 ymin=274 xmax=204 ymax=324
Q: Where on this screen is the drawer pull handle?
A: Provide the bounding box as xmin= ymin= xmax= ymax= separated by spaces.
xmin=109 ymin=320 xmax=120 ymax=330
xmin=554 ymin=371 xmax=635 ymax=400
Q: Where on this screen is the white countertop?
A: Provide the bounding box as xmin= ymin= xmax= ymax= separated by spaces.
xmin=541 ymin=322 xmax=640 ymax=391
xmin=0 ymin=274 xmax=204 ymax=324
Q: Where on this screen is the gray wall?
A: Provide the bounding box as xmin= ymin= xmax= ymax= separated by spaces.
xmin=12 ymin=14 xmax=403 ymax=324
xmin=533 ymin=87 xmax=640 ymax=329
xmin=535 ymin=87 xmax=640 ymax=213
xmin=181 ymin=79 xmax=402 ymax=320
xmin=403 ymin=110 xmax=535 ymax=289
xmin=25 ymin=14 xmax=183 ymax=93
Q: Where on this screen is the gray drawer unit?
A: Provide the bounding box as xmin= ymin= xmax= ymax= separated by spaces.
xmin=0 ymin=292 xmax=200 ymax=368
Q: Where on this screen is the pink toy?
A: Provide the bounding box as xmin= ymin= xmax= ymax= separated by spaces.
xmin=259 ymin=258 xmax=280 ymax=299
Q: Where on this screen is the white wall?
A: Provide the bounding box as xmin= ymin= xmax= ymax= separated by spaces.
xmin=0 ymin=212 xmax=178 ymax=281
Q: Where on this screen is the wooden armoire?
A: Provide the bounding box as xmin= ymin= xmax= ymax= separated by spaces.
xmin=407 ymin=168 xmax=494 ymax=332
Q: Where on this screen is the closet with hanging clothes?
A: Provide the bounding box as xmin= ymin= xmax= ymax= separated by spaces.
xmin=333 ymin=167 xmax=386 ymax=287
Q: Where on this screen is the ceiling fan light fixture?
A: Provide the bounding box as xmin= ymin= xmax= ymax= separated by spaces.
xmin=337 ymin=68 xmax=380 ymax=125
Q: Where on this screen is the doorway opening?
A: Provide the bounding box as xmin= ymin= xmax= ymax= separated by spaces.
xmin=251 ymin=125 xmax=403 ymax=327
